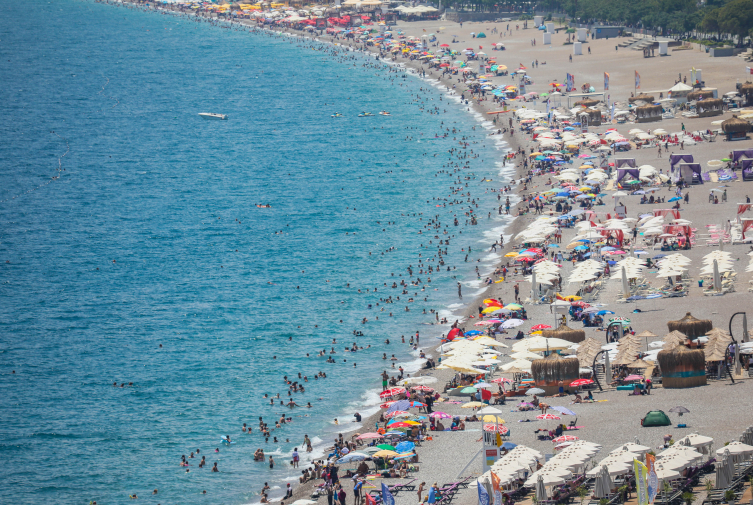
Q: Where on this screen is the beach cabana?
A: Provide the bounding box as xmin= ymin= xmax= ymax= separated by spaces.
xmin=740 ymin=82 xmax=753 ymax=106
xmin=666 ymin=312 xmax=712 ymax=339
xmin=696 ymin=98 xmax=723 ymax=117
xmin=635 ymin=104 xmax=662 ymax=123
xmin=542 ymin=323 xmax=585 ymax=344
xmin=657 ymin=345 xmax=706 ymax=388
xmin=721 ymin=115 xmax=751 ymax=142
xmin=628 ymin=93 xmax=655 ymax=104
xmin=531 ymin=353 xmax=579 ymax=395
xmin=574 ymin=98 xmax=599 ymax=107
xmin=687 ymin=90 xmax=715 ymax=102
xmin=579 ymin=108 xmax=601 ymax=126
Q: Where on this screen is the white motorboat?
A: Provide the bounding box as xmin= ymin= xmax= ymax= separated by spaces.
xmin=199 ymin=113 xmax=228 ymax=120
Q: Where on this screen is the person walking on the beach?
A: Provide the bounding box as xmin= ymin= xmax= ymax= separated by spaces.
xmin=514 ymin=283 xmax=519 ymax=302
xmin=657 ymin=146 xmax=662 ymax=158
xmin=418 ymin=482 xmax=426 ymax=503
xmin=457 ymin=282 xmax=462 ymax=298
xmin=353 ymin=479 xmax=363 ymax=505
xmin=381 ymin=371 xmax=388 ymax=391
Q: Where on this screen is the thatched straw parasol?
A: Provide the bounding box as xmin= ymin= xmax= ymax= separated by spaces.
xmin=667 ymin=312 xmax=712 ymax=339
xmin=629 ymin=93 xmax=655 ymax=103
xmin=627 ymin=358 xmax=653 ymax=369
xmin=704 ymin=328 xmax=732 ymax=361
xmin=531 ymin=353 xmax=579 ymax=389
xmin=663 ymin=330 xmax=688 ymax=349
xmin=635 ymin=330 xmax=658 ymax=339
xmin=741 ymin=82 xmax=753 ymax=96
xmin=542 ymin=323 xmax=585 ymax=344
xmin=687 ymin=90 xmax=715 ymax=102
xmin=576 ymin=337 xmax=602 ymax=365
xmin=574 ymin=98 xmax=599 ymax=107
xmin=657 ymin=345 xmax=707 ymax=388
xmin=722 ymin=115 xmax=752 ymax=134
xmin=635 ymin=104 xmax=662 ymax=114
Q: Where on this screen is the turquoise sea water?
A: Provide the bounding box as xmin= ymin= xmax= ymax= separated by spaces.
xmin=0 ymin=2 xmax=513 ymax=503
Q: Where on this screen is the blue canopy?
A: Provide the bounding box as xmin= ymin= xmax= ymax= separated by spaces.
xmin=395 ymin=441 xmax=416 ymax=453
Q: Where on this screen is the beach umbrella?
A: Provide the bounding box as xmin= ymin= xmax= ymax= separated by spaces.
xmin=379 ymin=387 xmax=406 ymax=398
xmin=482 ymin=415 xmax=506 ymax=424
xmin=356 ymin=432 xmax=384 ymax=440
xmin=551 ymin=406 xmax=577 ymax=416
xmin=552 ymin=435 xmax=579 ymax=443
xmin=502 ymin=319 xmax=525 ymax=328
xmin=527 ymin=388 xmax=546 ymax=395
xmin=384 ymin=410 xmax=411 ymax=419
xmin=376 ymin=443 xmax=396 ymax=451
xmin=461 ymin=401 xmax=486 ymax=408
xmin=715 ymin=457 xmax=729 ymax=489
xmin=594 ymin=466 xmax=612 ymax=498
xmin=483 ymin=424 xmax=509 ymax=434
xmin=336 ymin=452 xmax=368 ymax=464
xmin=394 ymin=441 xmax=415 ymax=453
xmin=372 ymin=450 xmax=400 ymax=458
xmin=477 ymin=406 xmax=504 ymax=415
xmin=535 ymin=475 xmax=548 ymax=502
xmin=669 ymin=406 xmax=690 ymax=417
xmin=386 ymin=400 xmax=411 ymax=413
xmin=569 ymin=379 xmax=593 ymax=387
xmin=537 ymin=413 xmax=562 ymax=421
xmin=430 ymin=411 xmax=452 ymax=419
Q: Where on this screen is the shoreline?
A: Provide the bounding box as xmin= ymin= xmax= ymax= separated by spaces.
xmin=95 ymin=2 xmax=534 ymax=502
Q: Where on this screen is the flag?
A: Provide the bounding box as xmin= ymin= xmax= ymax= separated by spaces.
xmin=382 ymin=483 xmax=396 ymax=505
xmin=604 ymin=72 xmax=610 ymax=90
xmin=496 ymin=432 xmax=503 ymax=447
xmin=478 ymin=480 xmax=491 ymax=505
xmin=748 ymin=66 xmax=753 ymax=74
xmin=646 ymin=453 xmax=659 ymax=504
xmin=635 ymin=71 xmax=641 ymax=89
xmin=365 ymin=492 xmax=377 ymax=505
xmin=490 ymin=470 xmax=502 ymax=505
xmin=634 ymin=459 xmax=649 ymax=505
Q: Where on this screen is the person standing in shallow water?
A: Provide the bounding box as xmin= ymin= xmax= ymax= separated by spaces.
xmin=381 ymin=370 xmax=388 ymax=391
xmin=457 ymin=282 xmax=462 ymax=298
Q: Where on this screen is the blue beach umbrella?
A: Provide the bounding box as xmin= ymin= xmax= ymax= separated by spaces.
xmin=395 ymin=441 xmax=416 ymax=453
xmin=596 ymin=310 xmax=615 ymax=315
xmin=668 ymin=197 xmax=681 ymax=202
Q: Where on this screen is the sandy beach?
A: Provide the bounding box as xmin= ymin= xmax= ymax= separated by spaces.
xmin=97 ymin=4 xmax=753 ymax=505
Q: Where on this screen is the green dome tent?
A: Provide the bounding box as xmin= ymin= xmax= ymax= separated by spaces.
xmin=641 ymin=410 xmax=671 ymax=427
xmin=477 ymin=32 xmax=486 ymax=38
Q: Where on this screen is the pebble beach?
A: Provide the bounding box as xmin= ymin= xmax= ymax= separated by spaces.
xmin=5 ymin=1 xmax=753 ymax=504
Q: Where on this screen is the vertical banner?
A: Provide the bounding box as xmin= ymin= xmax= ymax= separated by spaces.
xmin=491 ymin=470 xmax=503 ymax=505
xmin=634 ymin=459 xmax=648 ymax=505
xmin=381 ymin=483 xmax=395 ymax=505
xmin=646 ymin=454 xmax=659 ymax=504
xmin=478 ymin=481 xmax=491 ymax=505
xmin=566 ymin=73 xmax=575 ymax=92
xmin=635 ymin=71 xmax=641 ymax=89
xmin=604 ymin=72 xmax=610 ymax=90
xmin=611 ymin=102 xmax=615 ymax=122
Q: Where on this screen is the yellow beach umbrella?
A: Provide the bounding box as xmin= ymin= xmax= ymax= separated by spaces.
xmin=482 ymin=306 xmax=502 ymax=314
xmin=481 ymin=415 xmax=506 ymax=423
xmin=372 ymin=450 xmax=400 ymax=458
xmin=461 ymin=401 xmax=487 ymax=408
xmin=505 ymin=252 xmax=519 ymax=257
xmin=529 ymin=152 xmax=543 ymax=157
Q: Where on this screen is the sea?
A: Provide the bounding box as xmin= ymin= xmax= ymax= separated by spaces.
xmin=0 ymin=1 xmax=515 ymax=503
